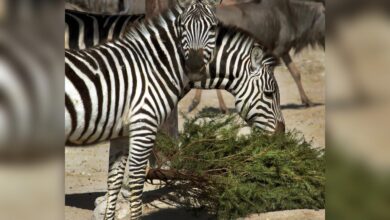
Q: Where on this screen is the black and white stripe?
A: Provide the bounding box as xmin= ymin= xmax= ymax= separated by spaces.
xmin=65 ymin=1 xmax=220 ymax=219
xmin=65 ymin=9 xmax=144 ymax=50
xmin=64 ymin=9 xmax=284 ymax=219
xmin=177 ymin=1 xmax=218 ymax=65
xmin=191 ymin=24 xmax=285 ymax=133
xmin=65 ymin=9 xmax=284 ymax=135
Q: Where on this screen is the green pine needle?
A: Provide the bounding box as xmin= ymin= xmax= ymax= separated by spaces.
xmin=155 ymin=113 xmax=325 ymax=219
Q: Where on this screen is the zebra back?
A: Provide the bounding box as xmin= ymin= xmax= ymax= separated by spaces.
xmin=65 ymin=9 xmax=145 ymax=50
xmin=65 ymin=1 xmax=224 ymax=145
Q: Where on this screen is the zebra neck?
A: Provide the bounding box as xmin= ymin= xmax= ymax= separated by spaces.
xmin=191 ymin=76 xmax=236 ymax=95
xmin=123 ymin=5 xmax=182 ymax=41
xmin=118 ymin=5 xmax=187 ymax=98
xmin=190 ymin=24 xmax=256 ymax=96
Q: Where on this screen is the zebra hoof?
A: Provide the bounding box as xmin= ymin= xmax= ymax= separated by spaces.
xmin=92 ymin=193 xmax=131 ymax=220
xmin=92 ymin=198 xmax=107 ymax=220
xmin=116 ymin=201 xmax=131 ymax=220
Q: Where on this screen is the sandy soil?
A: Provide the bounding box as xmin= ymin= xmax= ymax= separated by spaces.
xmin=65 ymin=48 xmax=325 ymax=219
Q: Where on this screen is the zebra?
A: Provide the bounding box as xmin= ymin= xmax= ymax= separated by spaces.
xmin=189 ymin=0 xmax=326 ymax=111
xmin=65 ymin=9 xmax=145 ymax=50
xmin=93 ymin=23 xmax=286 ymax=217
xmin=65 ymin=0 xmax=222 ymax=219
xmin=189 ymin=24 xmax=285 ymax=133
xmin=64 ymin=7 xmax=284 ymax=217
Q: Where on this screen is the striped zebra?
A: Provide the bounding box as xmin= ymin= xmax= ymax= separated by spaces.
xmin=65 ymin=0 xmax=221 ymax=219
xmin=93 ymin=23 xmax=286 ymax=218
xmin=64 ymin=6 xmax=284 ymax=217
xmin=65 ymin=9 xmax=144 ymax=50
xmin=190 ymin=24 xmax=285 ymax=133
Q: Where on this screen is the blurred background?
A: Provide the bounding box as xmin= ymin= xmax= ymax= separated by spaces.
xmin=66 ymin=0 xmax=145 ymax=14
xmin=0 ymin=1 xmax=64 ymax=220
xmin=327 ymin=0 xmax=390 ymax=219
xmin=0 ymin=0 xmax=389 ymax=219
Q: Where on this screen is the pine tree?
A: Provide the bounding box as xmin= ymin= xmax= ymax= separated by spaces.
xmin=147 ymin=112 xmax=325 ymax=219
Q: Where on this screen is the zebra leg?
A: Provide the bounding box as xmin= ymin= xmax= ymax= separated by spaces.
xmin=188 ymin=89 xmax=202 ymax=112
xmin=216 ymin=90 xmax=228 ymax=114
xmin=97 ymin=138 xmax=128 ymax=220
xmin=282 ymin=53 xmax=314 ymax=107
xmin=123 ymin=127 xmax=157 ymax=219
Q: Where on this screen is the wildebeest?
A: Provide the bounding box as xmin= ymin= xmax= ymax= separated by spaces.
xmin=188 ymin=0 xmax=325 ymax=112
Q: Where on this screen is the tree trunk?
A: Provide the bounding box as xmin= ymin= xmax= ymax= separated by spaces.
xmin=145 ymin=0 xmax=179 ymax=139
xmin=146 ymin=168 xmax=209 ymax=183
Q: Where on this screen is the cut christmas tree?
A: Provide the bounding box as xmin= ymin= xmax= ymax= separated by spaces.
xmin=146 ymin=112 xmax=325 ymax=219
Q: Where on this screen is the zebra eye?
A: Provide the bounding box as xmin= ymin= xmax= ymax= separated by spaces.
xmin=264 ymin=91 xmax=274 ymax=98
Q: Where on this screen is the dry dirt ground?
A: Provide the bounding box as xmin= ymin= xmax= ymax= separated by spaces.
xmin=65 ymin=48 xmax=325 ymax=219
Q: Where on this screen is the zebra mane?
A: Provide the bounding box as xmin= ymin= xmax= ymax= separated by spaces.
xmin=216 ymin=23 xmax=268 ymax=49
xmin=123 ymin=5 xmax=183 ymax=40
xmin=216 ymin=23 xmax=279 ymax=67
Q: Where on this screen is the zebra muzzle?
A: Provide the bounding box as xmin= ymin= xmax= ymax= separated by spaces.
xmin=274 ymin=121 xmax=285 ymax=134
xmin=186 ymin=49 xmax=205 ymax=70
xmin=185 ymin=49 xmax=207 ymax=81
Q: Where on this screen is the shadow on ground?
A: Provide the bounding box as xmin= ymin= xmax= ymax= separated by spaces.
xmin=187 ymin=103 xmax=325 ymax=116
xmin=281 ymin=102 xmax=324 ymax=110
xmin=66 ymin=191 xmax=214 ymax=220
xmin=66 ymin=192 xmax=105 ymax=210
xmin=191 ymin=107 xmax=237 ymax=115
xmin=141 ymin=207 xmax=213 ymax=220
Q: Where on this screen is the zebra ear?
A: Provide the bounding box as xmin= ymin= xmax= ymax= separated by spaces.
xmin=250 ymin=47 xmax=279 ymax=72
xmin=177 ymin=0 xmax=195 ymax=7
xmin=250 ymin=46 xmax=264 ymax=72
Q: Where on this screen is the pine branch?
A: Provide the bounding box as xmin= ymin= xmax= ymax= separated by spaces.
xmin=153 ymin=113 xmax=325 ymax=219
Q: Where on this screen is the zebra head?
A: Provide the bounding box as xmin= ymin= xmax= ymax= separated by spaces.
xmin=176 ymin=0 xmax=221 ymax=81
xmin=235 ymin=46 xmax=285 ymax=134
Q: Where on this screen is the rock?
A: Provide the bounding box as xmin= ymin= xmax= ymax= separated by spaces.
xmin=92 ymin=199 xmax=106 ymax=220
xmin=94 ymin=194 xmax=106 ymax=207
xmin=238 ymin=126 xmax=252 ymax=136
xmin=116 ymin=200 xmax=131 ymax=220
xmin=241 ymin=209 xmax=325 ymax=220
xmin=92 ymin=191 xmax=132 ymax=220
